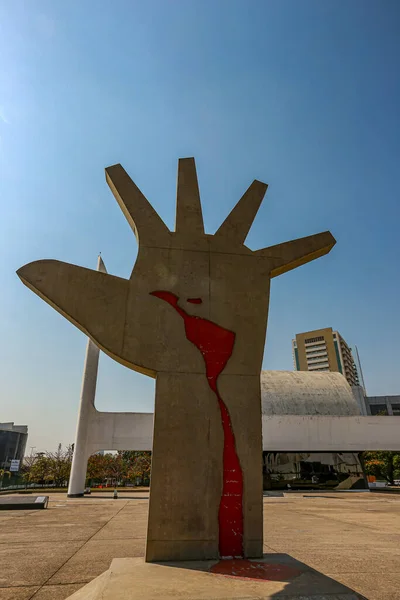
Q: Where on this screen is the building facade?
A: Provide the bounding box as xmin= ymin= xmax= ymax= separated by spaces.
xmin=292 ymin=327 xmax=360 ymax=386
xmin=353 ymin=393 xmax=400 ymax=416
xmin=0 ymin=422 xmax=28 ymax=470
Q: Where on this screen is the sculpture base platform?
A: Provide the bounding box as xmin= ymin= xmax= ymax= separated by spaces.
xmin=0 ymin=495 xmax=49 ymax=510
xmin=66 ymin=555 xmax=365 ymax=600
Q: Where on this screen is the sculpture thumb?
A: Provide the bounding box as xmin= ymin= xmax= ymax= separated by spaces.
xmin=17 ymin=260 xmax=131 ymax=365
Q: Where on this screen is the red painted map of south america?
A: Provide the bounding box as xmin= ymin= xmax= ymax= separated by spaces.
xmin=151 ymin=291 xmax=244 ymax=559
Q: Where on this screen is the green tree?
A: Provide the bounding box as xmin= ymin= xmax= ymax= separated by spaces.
xmin=362 ymin=451 xmax=400 ymax=485
xmin=0 ymin=469 xmax=11 ymax=486
xmin=45 ymin=444 xmax=73 ymax=486
xmin=86 ymin=451 xmax=152 ymax=487
xmin=22 ymin=445 xmax=73 ymax=487
xmin=107 ymin=454 xmax=127 ymax=486
xmin=86 ymin=453 xmax=112 ymax=485
xmin=27 ymin=455 xmax=51 ymax=484
xmin=121 ymin=451 xmax=151 ymax=485
xmin=20 ymin=455 xmax=37 ymax=487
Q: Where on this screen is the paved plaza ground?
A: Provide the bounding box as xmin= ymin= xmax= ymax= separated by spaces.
xmin=0 ymin=491 xmax=399 ymax=600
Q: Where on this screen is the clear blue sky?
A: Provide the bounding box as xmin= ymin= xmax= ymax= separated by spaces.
xmin=0 ymin=1 xmax=399 ymax=451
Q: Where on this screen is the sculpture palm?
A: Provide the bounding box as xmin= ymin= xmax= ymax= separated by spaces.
xmin=17 ymin=158 xmax=334 ymax=380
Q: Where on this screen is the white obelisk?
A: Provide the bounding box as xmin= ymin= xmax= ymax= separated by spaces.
xmin=67 ymin=255 xmax=107 ymax=497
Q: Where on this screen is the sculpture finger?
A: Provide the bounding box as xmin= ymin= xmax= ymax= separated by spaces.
xmin=105 ymin=164 xmax=171 ymax=247
xmin=214 ymin=180 xmax=268 ymax=248
xmin=17 ymin=260 xmax=131 ymax=366
xmin=256 ymin=231 xmax=336 ymax=278
xmin=175 ymin=157 xmax=205 ymax=236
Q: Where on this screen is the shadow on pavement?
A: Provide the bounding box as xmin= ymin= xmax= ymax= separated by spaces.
xmin=165 ymin=553 xmax=368 ymax=599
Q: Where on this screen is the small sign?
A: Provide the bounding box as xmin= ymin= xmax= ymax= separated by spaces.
xmin=9 ymin=459 xmax=20 ymax=472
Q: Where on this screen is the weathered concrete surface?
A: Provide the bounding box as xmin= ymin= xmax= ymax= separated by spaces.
xmin=79 ymin=409 xmax=400 ymax=454
xmin=0 ymin=493 xmax=148 ymax=599
xmin=1 ymin=493 xmax=400 ymax=599
xmin=263 ymin=414 xmax=400 ymax=451
xmin=28 ymin=585 xmax=84 ymax=600
xmin=261 ymin=371 xmax=360 ymax=416
xmin=0 ymin=588 xmax=40 ymax=600
xmin=17 ymin=158 xmax=335 ymax=561
xmin=66 ymin=556 xmax=362 ymax=600
xmin=0 ymin=538 xmax=84 ymax=588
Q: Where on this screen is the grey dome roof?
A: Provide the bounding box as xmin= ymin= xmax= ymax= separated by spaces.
xmin=261 ymin=371 xmax=360 ymax=416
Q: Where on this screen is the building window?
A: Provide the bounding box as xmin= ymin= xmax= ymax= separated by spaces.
xmin=370 ymin=404 xmax=388 ymax=416
xmin=308 ymin=360 xmax=329 ymax=366
xmin=304 ymin=336 xmax=324 ymax=344
xmin=391 ymin=404 xmax=400 ymax=416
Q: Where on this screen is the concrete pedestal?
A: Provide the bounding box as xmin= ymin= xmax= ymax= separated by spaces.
xmin=0 ymin=495 xmax=49 ymax=510
xmin=65 ymin=556 xmax=365 ymax=600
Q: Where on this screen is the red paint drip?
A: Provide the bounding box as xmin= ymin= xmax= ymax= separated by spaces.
xmin=151 ymin=291 xmax=244 ymax=558
xmin=211 ymin=559 xmax=303 ymax=581
xmin=187 ymin=297 xmax=203 ymax=304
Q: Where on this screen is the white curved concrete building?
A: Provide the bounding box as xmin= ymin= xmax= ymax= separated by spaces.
xmin=261 ymin=371 xmax=360 ymax=416
xmin=68 ymin=362 xmax=400 ymax=495
xmin=260 ymin=371 xmax=366 ymax=490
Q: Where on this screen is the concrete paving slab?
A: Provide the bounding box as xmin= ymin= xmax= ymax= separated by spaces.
xmin=41 ymin=512 xmax=120 ymax=525
xmin=30 ymin=584 xmax=85 ymax=599
xmin=262 ymin=545 xmax=278 ymax=553
xmin=0 ymin=587 xmax=38 ymax=600
xmin=91 ymin=521 xmax=147 ymax=540
xmin=32 ymin=507 xmax=122 ymax=520
xmin=48 ymin=538 xmax=146 ymax=584
xmin=0 ymin=541 xmax=84 ymax=587
xmin=2 ymin=493 xmax=400 ymax=599
xmin=0 ymin=523 xmax=102 ymax=544
xmin=91 ymin=511 xmax=148 ymax=540
xmin=327 ymin=572 xmax=400 ymax=600
xmin=282 ymin=547 xmax=400 ymax=574
xmin=0 ymin=510 xmax=40 ymax=521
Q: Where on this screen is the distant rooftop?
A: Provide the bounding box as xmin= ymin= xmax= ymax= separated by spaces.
xmin=0 ymin=422 xmax=28 ymax=434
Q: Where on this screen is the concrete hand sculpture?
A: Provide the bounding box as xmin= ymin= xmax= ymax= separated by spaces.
xmin=18 ymin=158 xmax=335 ymax=561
